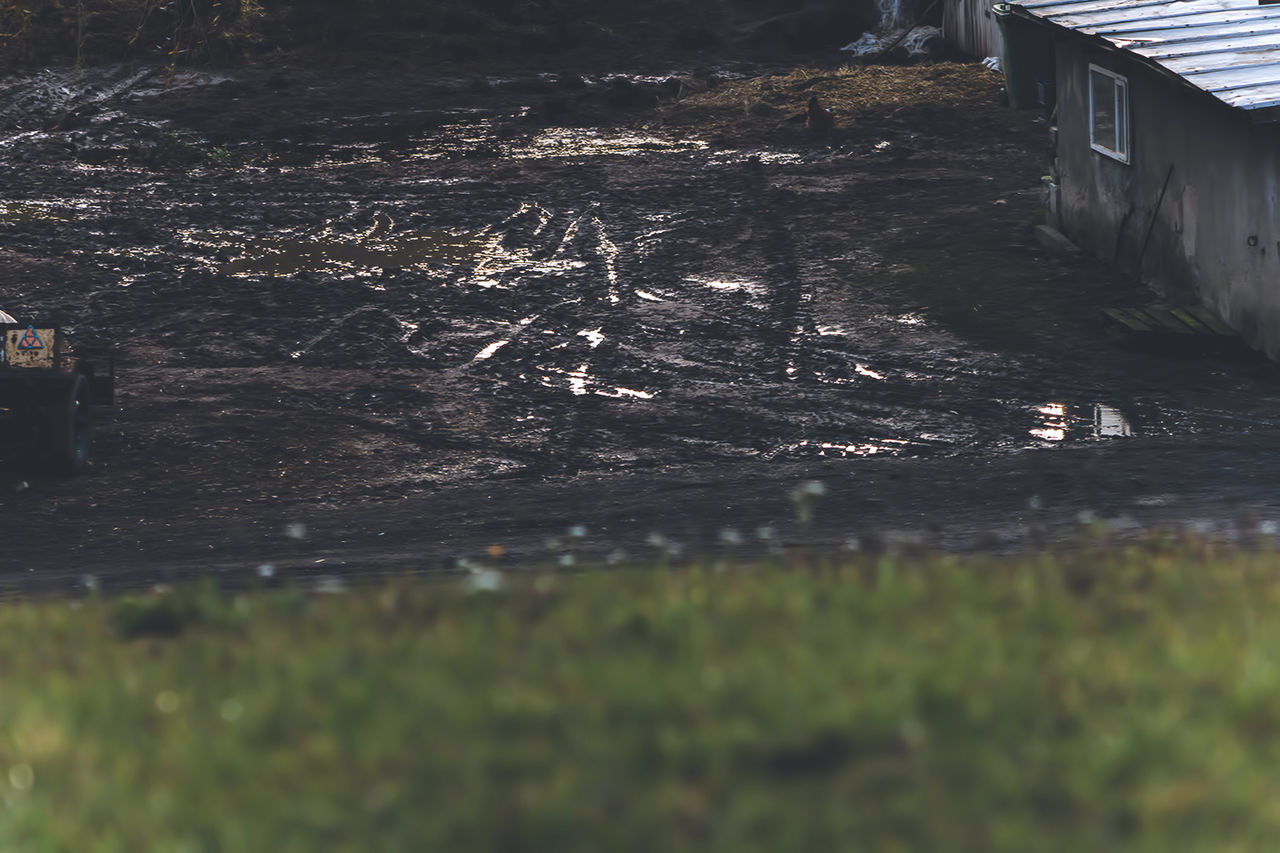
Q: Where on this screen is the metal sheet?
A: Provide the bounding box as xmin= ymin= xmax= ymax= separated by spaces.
xmin=944 ymin=0 xmax=1003 ymax=58
xmin=1156 ymin=61 xmax=1280 ymax=86
xmin=1092 ymin=13 xmax=1280 ymax=37
xmin=1012 ymin=0 xmax=1280 ymax=116
xmin=1138 ymin=34 xmax=1280 ymax=61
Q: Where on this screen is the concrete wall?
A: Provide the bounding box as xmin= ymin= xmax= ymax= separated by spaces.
xmin=944 ymin=0 xmax=1001 ymax=59
xmin=1051 ymin=34 xmax=1280 ymax=357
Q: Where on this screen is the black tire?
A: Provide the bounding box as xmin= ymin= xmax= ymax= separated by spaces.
xmin=50 ymin=374 xmax=93 ymax=475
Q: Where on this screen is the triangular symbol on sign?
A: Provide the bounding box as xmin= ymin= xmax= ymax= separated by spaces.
xmin=17 ymin=327 xmax=43 ymax=350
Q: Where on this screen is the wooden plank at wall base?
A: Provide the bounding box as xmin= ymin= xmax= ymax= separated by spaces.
xmin=1167 ymin=307 xmax=1211 ymax=334
xmin=1185 ymin=305 xmax=1237 ymax=336
xmin=1102 ymin=307 xmax=1155 ymax=331
xmin=1133 ymin=306 xmax=1197 ymax=334
xmin=1101 ymin=304 xmax=1241 ymax=338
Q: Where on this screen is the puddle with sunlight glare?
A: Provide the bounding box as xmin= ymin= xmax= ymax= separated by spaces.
xmin=1031 ymin=403 xmax=1134 ymax=442
xmin=200 ymin=213 xmax=496 ymax=277
xmin=506 ymin=129 xmax=708 ymax=159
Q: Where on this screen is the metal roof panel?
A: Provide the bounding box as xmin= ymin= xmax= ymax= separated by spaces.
xmin=1012 ymin=0 xmax=1280 ymax=117
xmin=1132 ymin=29 xmax=1280 ymax=57
xmin=1152 ymin=42 xmax=1280 ymax=65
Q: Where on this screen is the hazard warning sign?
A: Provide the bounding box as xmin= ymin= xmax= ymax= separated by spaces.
xmin=17 ymin=326 xmax=43 ymax=350
xmin=5 ymin=327 xmax=55 ymax=368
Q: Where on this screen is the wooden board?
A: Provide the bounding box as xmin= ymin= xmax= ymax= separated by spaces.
xmin=1101 ymin=304 xmax=1237 ymax=338
xmin=1102 ymin=307 xmax=1153 ymax=332
xmin=1185 ymin=305 xmax=1237 ymax=336
xmin=1133 ymin=305 xmax=1195 ymax=334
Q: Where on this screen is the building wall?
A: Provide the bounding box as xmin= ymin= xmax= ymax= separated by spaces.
xmin=944 ymin=0 xmax=1001 ymax=59
xmin=1052 ymin=34 xmax=1280 ymax=357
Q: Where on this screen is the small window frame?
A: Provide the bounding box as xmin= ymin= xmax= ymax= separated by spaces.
xmin=1088 ymin=63 xmax=1131 ymax=164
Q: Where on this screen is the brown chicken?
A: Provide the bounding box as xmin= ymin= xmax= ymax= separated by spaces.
xmin=806 ymin=95 xmax=835 ymax=132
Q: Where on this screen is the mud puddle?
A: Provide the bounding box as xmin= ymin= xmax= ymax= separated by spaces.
xmin=1 ymin=59 xmax=1280 ymax=587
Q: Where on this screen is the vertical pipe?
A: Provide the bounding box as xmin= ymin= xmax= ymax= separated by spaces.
xmin=1137 ymin=164 xmax=1175 ymax=270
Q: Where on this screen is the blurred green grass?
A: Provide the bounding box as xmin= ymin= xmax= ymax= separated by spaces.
xmin=3 ymin=539 xmax=1280 ymax=850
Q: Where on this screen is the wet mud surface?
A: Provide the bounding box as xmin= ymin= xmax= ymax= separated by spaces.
xmin=4 ymin=57 xmax=1280 ymax=592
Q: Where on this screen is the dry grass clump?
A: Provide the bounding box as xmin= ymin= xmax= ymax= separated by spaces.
xmin=658 ymin=62 xmax=1006 ymax=142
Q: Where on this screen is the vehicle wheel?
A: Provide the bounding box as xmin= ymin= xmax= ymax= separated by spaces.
xmin=50 ymin=374 xmax=93 ymax=475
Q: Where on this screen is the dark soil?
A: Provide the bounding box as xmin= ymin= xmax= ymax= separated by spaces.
xmin=2 ymin=27 xmax=1280 ymax=595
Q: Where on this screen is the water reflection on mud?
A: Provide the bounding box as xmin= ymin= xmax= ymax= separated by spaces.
xmin=1031 ymin=403 xmax=1135 ymax=442
xmin=211 ymin=222 xmax=492 ymax=277
xmin=507 ymin=129 xmax=707 ymax=159
xmin=387 ymin=125 xmax=709 ymax=163
xmin=537 ymin=363 xmax=655 ymax=399
xmin=1031 ymin=403 xmax=1068 ymax=442
xmin=1094 ymin=404 xmax=1133 ymax=438
xmin=0 ymin=200 xmax=82 ymax=222
xmin=789 ymin=437 xmax=917 ymax=457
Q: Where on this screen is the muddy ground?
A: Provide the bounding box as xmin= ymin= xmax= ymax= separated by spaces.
xmin=3 ymin=44 xmax=1280 ymax=594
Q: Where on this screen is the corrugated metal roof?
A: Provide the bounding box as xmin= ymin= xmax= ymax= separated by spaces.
xmin=1014 ymin=0 xmax=1280 ymax=116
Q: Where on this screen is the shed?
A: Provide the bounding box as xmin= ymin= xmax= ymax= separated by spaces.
xmin=945 ymin=0 xmax=1003 ymax=58
xmin=1005 ymin=0 xmax=1280 ymax=357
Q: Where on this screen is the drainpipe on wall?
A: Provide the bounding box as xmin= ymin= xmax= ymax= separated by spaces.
xmin=1136 ymin=164 xmax=1175 ymax=272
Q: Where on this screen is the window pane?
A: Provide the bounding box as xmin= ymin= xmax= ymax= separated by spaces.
xmin=1114 ymin=79 xmax=1128 ymax=157
xmin=1091 ymin=69 xmax=1117 ymax=151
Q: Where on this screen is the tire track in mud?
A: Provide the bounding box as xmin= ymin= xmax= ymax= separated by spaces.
xmin=12 ymin=60 xmax=1280 ymax=582
xmin=739 ymin=168 xmax=816 ymax=385
xmin=0 ymin=64 xmax=156 ymax=129
xmin=8 ymin=63 xmax=1280 ymax=509
xmin=726 ymin=162 xmax=957 ymax=460
xmin=0 ymin=127 xmax=1179 ymax=474
xmin=388 ymin=182 xmax=661 ymax=477
xmin=536 ymin=205 xmax=623 ymax=474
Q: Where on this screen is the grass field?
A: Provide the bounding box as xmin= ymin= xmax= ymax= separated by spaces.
xmin=2 ymin=536 xmax=1279 ymax=850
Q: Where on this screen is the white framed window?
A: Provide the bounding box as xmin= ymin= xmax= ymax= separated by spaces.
xmin=1089 ymin=64 xmax=1130 ymax=164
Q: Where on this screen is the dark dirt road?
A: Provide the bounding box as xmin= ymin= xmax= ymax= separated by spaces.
xmin=3 ymin=51 xmax=1280 ymax=594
